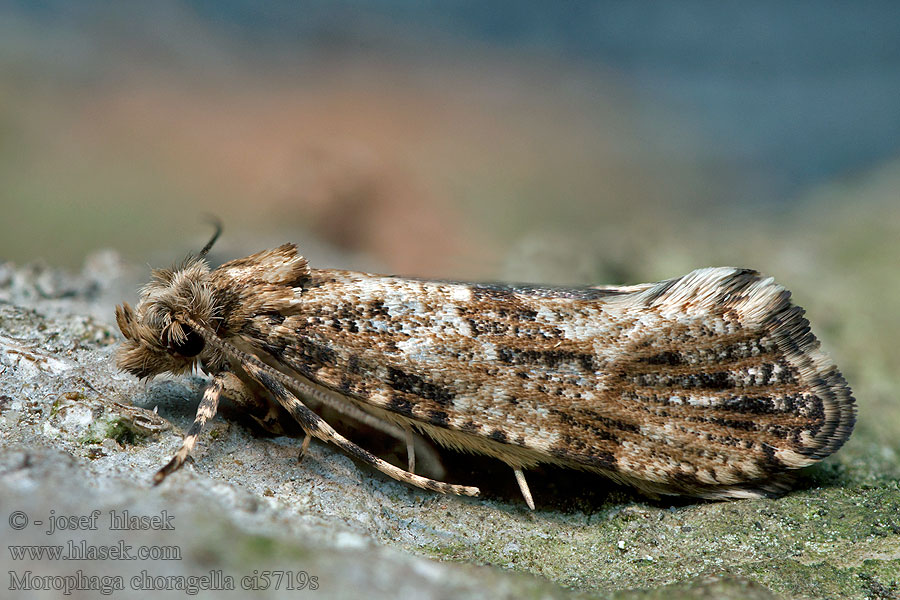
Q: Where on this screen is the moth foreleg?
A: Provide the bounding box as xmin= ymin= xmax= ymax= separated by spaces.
xmin=153 ymin=375 xmax=225 ymax=485
xmin=239 ymin=359 xmax=480 ymax=498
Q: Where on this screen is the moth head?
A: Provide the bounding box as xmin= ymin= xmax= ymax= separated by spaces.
xmin=116 ymin=257 xmax=218 ymax=379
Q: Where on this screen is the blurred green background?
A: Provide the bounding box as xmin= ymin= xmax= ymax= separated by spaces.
xmin=1 ymin=3 xmax=899 ymax=456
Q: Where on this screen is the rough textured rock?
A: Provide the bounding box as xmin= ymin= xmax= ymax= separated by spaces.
xmin=1 ymin=238 xmax=898 ymax=599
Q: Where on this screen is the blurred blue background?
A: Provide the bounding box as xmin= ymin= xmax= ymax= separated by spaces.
xmin=1 ymin=1 xmax=899 ymax=275
xmin=187 ymin=0 xmax=900 ymax=194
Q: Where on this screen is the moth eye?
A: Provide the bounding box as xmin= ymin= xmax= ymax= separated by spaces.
xmin=168 ymin=324 xmax=205 ymax=357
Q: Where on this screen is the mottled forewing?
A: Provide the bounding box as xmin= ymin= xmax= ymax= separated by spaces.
xmin=239 ymin=266 xmax=854 ymax=496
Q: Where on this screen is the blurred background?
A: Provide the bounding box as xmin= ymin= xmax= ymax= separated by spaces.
xmin=1 ymin=2 xmax=899 ymax=449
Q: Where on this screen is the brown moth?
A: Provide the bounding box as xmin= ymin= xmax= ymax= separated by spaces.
xmin=116 ymin=228 xmax=855 ymax=508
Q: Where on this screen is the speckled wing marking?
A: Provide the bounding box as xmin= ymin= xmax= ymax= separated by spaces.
xmin=231 ymin=264 xmax=854 ymax=499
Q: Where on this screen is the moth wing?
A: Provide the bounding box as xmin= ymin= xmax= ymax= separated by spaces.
xmin=586 ymin=267 xmax=855 ymax=496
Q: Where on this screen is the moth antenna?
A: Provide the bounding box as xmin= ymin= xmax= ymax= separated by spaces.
xmin=154 ymin=375 xmax=225 ymax=484
xmin=198 ymin=216 xmax=223 ymax=259
xmin=513 ymin=468 xmax=535 ymax=510
xmin=183 ymin=317 xmax=480 ymax=497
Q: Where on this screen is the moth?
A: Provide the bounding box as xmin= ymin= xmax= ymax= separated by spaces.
xmin=116 ymin=228 xmax=855 ymax=509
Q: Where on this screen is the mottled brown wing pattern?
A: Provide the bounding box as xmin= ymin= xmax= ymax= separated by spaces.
xmin=228 ymin=264 xmax=854 ymax=499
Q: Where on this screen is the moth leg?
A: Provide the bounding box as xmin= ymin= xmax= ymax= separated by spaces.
xmin=223 ymin=364 xmax=420 ymax=472
xmin=218 ymin=369 xmax=312 ymax=463
xmin=403 ymin=424 xmax=416 ymax=473
xmin=240 ymin=359 xmax=480 ymax=498
xmin=153 ymin=375 xmax=225 ymax=485
xmin=297 ymin=433 xmax=312 ymax=463
xmin=219 ymin=371 xmax=289 ymax=436
xmin=513 ymin=468 xmax=535 ymax=510
xmin=239 ymin=366 xmax=422 ymax=468
xmin=303 ymin=385 xmax=421 ymax=459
